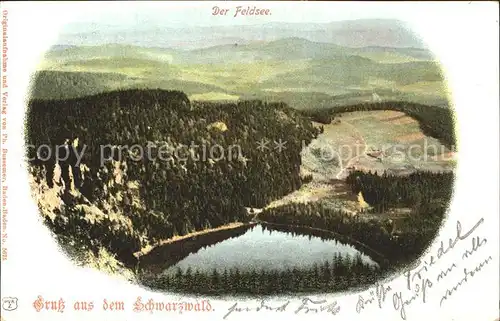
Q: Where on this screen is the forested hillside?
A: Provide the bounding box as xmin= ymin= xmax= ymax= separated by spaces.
xmin=26 ymin=89 xmax=320 ymax=266
xmin=346 ymin=170 xmax=454 ymax=212
xmin=258 ymin=171 xmax=453 ymax=266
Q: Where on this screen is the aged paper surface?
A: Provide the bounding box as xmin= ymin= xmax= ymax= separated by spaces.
xmin=0 ymin=2 xmax=499 ymax=321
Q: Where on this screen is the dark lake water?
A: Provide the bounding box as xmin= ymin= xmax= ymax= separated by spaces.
xmin=139 ymin=224 xmax=379 ymax=275
xmin=166 ymin=224 xmax=377 ymax=273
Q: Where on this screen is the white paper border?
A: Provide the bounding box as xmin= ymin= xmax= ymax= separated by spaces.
xmin=0 ymin=2 xmax=498 ymax=321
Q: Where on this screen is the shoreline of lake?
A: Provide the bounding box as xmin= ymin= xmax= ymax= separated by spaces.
xmin=134 ymin=221 xmax=257 ymax=259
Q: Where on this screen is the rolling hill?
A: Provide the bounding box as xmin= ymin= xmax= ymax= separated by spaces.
xmin=33 ymin=38 xmax=449 ymax=108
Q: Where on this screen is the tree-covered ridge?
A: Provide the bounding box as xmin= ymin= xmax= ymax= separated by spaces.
xmin=258 ymin=170 xmax=453 ymax=267
xmin=29 ymin=70 xmax=131 ymax=100
xmin=140 ymin=252 xmax=382 ymax=295
xmin=258 ymin=203 xmax=437 ymax=267
xmin=26 ymin=89 xmax=320 ymax=264
xmin=137 ymin=223 xmax=385 ymax=295
xmin=301 ymin=101 xmax=456 ymax=148
xmin=346 ymin=170 xmax=454 ymax=212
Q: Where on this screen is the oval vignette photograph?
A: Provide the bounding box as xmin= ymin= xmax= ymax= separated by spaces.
xmin=24 ymin=4 xmax=457 ymax=297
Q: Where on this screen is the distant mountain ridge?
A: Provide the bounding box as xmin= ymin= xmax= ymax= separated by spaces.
xmin=37 ymin=36 xmax=446 ymax=107
xmin=47 ymin=37 xmax=434 ymax=64
xmin=56 ymin=19 xmax=426 ymax=50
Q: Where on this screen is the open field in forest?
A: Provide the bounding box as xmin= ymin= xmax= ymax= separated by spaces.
xmin=189 ymin=92 xmax=240 ymax=101
xmin=301 ymin=110 xmax=455 ymax=182
xmin=271 ymin=109 xmax=455 ymax=214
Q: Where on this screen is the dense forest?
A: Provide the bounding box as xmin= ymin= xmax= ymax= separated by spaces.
xmin=346 ymin=170 xmax=454 ymax=212
xmin=258 ymin=170 xmax=453 ymax=267
xmin=26 ymin=87 xmax=456 ymax=293
xmin=137 ymin=223 xmax=388 ymax=295
xmin=138 ymin=224 xmax=253 ymax=273
xmin=140 ymin=252 xmax=383 ymax=295
xmin=300 ymin=101 xmax=456 ymax=148
xmin=26 ymin=89 xmax=320 ymax=266
xmin=30 ymin=70 xmax=130 ymax=100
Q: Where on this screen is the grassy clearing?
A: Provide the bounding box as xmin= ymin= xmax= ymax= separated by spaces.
xmin=397 ymin=80 xmax=448 ymax=95
xmin=383 ymin=116 xmax=418 ymax=125
xmin=275 ymin=109 xmax=453 ymax=215
xmin=372 ymin=110 xmax=405 ymax=120
xmin=356 ymin=51 xmax=426 ymax=64
xmin=396 ymin=132 xmax=426 ymax=143
xmin=304 ymin=111 xmax=454 ymax=181
xmin=301 ymin=120 xmax=363 ymax=181
xmin=190 ymin=92 xmax=240 ymax=101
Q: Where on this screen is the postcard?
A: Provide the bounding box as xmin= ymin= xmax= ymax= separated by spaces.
xmin=0 ymin=1 xmax=499 ymax=321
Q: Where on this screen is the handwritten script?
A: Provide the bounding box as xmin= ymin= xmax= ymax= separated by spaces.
xmin=355 ymin=217 xmax=493 ymax=320
xmin=222 ymin=218 xmax=492 ymax=320
xmin=223 ymin=297 xmax=340 ymax=319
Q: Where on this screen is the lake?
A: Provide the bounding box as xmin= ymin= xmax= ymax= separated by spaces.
xmin=139 ymin=223 xmax=379 ymax=274
xmin=138 ymin=223 xmax=383 ymax=294
xmin=163 ymin=224 xmax=377 ymax=274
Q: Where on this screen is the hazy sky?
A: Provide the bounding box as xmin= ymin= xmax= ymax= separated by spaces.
xmin=54 ymin=1 xmax=473 ymax=30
